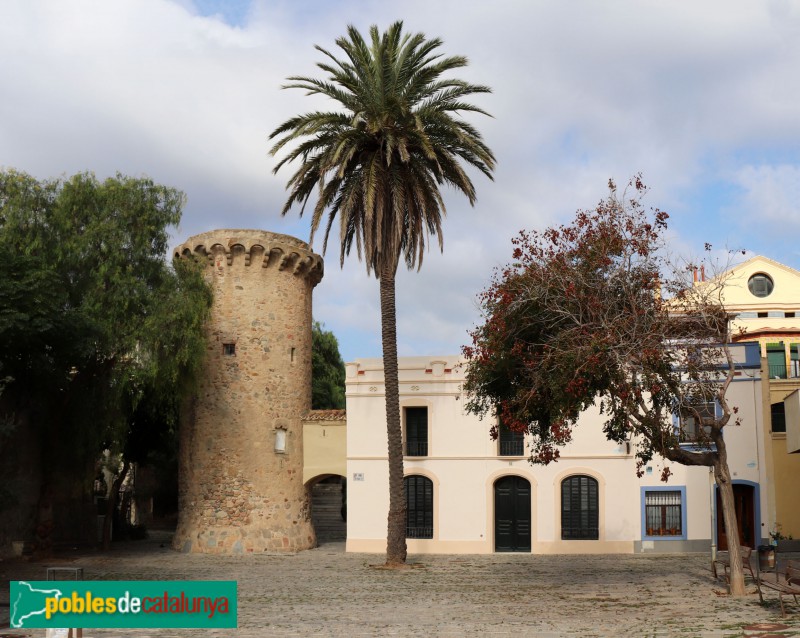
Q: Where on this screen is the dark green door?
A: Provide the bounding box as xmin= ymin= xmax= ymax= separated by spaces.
xmin=494 ymin=476 xmax=531 ymax=552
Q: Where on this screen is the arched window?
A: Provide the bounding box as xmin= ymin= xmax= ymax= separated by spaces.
xmin=561 ymin=475 xmax=599 ymax=540
xmin=405 ymin=475 xmax=433 ymax=539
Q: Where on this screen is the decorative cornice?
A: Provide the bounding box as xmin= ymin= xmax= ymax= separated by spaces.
xmin=174 ymin=229 xmax=324 ymax=286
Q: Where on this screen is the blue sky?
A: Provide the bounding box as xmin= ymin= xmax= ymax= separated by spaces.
xmin=2 ymin=0 xmax=800 ymax=361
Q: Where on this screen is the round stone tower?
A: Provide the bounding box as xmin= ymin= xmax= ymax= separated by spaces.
xmin=172 ymin=229 xmax=323 ymax=553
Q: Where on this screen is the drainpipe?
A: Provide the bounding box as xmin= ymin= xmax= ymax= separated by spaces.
xmin=710 ymin=467 xmax=717 ymax=562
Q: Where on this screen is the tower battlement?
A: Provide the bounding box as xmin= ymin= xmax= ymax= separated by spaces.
xmin=174 ymin=229 xmax=323 ymax=285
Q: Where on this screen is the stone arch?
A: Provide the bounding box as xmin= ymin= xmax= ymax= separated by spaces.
xmin=248 ymin=243 xmax=266 ymax=266
xmin=305 ymin=473 xmax=347 ymax=544
xmin=265 ymin=246 xmax=284 ymax=268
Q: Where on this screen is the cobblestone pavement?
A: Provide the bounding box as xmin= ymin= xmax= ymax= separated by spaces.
xmin=2 ymin=533 xmax=799 ymax=637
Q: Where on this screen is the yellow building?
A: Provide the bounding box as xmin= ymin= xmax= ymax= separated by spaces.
xmin=705 ymin=256 xmax=800 ymax=539
xmin=303 ymin=409 xmax=347 ymax=542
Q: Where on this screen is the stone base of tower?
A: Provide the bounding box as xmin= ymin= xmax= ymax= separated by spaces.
xmin=172 ymin=471 xmax=317 ymax=553
xmin=172 ymin=521 xmax=316 ymax=554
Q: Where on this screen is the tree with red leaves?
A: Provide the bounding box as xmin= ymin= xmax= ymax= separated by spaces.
xmin=463 ymin=176 xmax=749 ymax=595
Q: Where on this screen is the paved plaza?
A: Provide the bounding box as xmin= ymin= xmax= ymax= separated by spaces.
xmin=2 ymin=533 xmax=799 ymax=637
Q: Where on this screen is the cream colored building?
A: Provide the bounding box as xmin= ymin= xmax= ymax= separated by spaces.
xmin=344 ymin=349 xmax=767 ymax=554
xmin=303 ymin=409 xmax=347 ymax=485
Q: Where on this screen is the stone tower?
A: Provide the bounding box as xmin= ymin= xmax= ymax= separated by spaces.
xmin=172 ymin=229 xmax=324 ymax=553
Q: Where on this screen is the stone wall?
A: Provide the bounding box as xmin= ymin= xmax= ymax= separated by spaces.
xmin=172 ymin=230 xmax=323 ymax=553
xmin=0 ymin=406 xmax=41 ymax=556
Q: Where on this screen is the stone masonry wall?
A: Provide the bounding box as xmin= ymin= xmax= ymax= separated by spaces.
xmin=172 ymin=230 xmax=323 ymax=553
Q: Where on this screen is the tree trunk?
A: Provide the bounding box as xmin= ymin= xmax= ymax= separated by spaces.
xmin=32 ymin=481 xmax=55 ymax=559
xmin=714 ymin=459 xmax=746 ymax=596
xmin=102 ymin=458 xmax=130 ymax=551
xmin=380 ymin=262 xmax=407 ymax=566
xmin=33 ymin=399 xmax=60 ymax=559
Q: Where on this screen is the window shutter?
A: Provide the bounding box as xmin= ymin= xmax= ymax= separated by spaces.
xmin=561 ymin=475 xmax=599 ymax=540
xmin=405 ymin=475 xmax=433 ymax=539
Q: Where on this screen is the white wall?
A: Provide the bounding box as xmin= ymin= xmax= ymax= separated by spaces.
xmin=345 ymin=356 xmax=766 ymax=554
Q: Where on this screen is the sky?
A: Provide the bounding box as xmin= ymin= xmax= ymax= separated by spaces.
xmin=2 ymin=0 xmax=800 ymax=362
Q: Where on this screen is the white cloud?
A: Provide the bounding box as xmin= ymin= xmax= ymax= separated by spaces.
xmin=732 ymin=165 xmax=800 ymax=225
xmin=2 ymin=0 xmax=800 ymax=358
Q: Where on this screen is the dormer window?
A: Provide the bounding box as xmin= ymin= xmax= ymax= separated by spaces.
xmin=748 ymin=273 xmax=774 ymax=298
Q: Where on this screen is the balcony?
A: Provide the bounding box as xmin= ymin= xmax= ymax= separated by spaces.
xmin=499 ymin=433 xmax=524 ymax=456
xmin=768 ymin=362 xmax=800 ymax=380
xmin=405 ymin=440 xmax=428 ymax=457
xmin=406 ymin=525 xmax=433 ymax=539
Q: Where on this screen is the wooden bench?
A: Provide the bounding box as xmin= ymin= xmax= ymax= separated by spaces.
xmin=757 ymin=559 xmax=800 ymax=617
xmin=712 ymin=545 xmax=756 ymax=582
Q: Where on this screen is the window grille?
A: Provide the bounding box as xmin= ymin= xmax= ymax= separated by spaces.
xmin=645 ymin=491 xmax=682 ymax=536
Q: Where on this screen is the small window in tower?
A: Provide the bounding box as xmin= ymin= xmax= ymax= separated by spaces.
xmin=223 ymin=343 xmax=236 ymax=356
xmin=786 ymin=312 xmax=796 ymax=318
xmin=290 ymin=347 xmax=296 ymax=363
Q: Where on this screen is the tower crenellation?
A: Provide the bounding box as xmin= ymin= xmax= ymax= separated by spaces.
xmin=175 ymin=229 xmax=323 ymax=284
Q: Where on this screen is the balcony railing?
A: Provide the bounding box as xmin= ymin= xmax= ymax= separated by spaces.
xmin=499 ymin=438 xmax=524 ymax=456
xmin=769 ymin=362 xmax=800 ymax=379
xmin=406 ymin=526 xmax=433 ymax=539
xmin=405 ymin=441 xmax=428 ymax=456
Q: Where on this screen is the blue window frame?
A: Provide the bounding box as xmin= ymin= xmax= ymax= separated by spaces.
xmin=673 ymin=400 xmax=720 ymax=446
xmin=641 ymin=486 xmax=687 ymax=540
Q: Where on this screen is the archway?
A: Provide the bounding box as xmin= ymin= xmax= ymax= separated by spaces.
xmin=307 ymin=474 xmax=346 ymax=544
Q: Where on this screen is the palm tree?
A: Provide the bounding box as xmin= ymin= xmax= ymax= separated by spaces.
xmin=269 ymin=21 xmax=495 ymax=566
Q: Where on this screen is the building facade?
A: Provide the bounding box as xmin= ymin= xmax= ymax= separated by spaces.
xmin=345 ymin=348 xmax=768 ymax=554
xmin=703 ymin=256 xmax=800 ymax=539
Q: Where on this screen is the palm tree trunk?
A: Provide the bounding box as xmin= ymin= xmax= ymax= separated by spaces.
xmin=380 ymin=261 xmax=407 ymax=566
